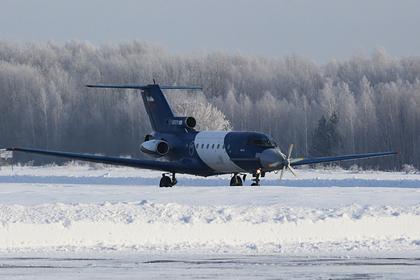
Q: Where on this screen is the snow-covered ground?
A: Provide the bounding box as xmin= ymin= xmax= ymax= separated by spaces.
xmin=0 ymin=164 xmax=419 ymax=278
xmin=0 ymin=164 xmax=419 ymax=255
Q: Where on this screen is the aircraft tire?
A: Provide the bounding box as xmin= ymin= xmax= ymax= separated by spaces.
xmin=159 ymin=175 xmax=173 ymax=188
xmin=229 ymin=175 xmax=243 ymax=186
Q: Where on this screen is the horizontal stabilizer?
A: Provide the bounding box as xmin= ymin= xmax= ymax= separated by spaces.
xmin=86 ymin=84 xmax=202 ymax=90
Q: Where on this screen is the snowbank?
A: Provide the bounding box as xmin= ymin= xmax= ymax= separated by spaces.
xmin=0 ymin=165 xmax=419 ymax=255
xmin=1 ymin=201 xmax=419 ymax=254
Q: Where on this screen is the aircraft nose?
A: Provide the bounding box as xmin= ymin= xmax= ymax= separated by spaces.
xmin=259 ymin=148 xmax=284 ymax=169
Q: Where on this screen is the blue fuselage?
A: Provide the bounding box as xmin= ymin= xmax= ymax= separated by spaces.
xmin=151 ymin=130 xmax=281 ymax=176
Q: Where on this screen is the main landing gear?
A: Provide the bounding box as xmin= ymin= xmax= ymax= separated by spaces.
xmin=229 ymin=173 xmax=244 ymax=186
xmin=160 ymin=173 xmax=177 ymax=188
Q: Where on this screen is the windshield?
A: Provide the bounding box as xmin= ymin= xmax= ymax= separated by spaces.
xmin=248 ymin=136 xmax=276 ymax=148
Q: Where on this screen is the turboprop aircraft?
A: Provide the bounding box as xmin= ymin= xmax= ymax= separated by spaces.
xmin=1 ymin=83 xmax=396 ymax=187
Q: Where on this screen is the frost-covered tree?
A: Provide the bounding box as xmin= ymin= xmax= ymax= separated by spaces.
xmin=169 ymin=92 xmax=231 ymax=131
xmin=0 ymin=41 xmax=419 ymax=169
xmin=310 ymin=112 xmax=341 ymax=157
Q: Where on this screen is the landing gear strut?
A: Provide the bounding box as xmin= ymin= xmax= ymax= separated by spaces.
xmin=251 ymin=169 xmax=263 ymax=186
xmin=251 ymin=176 xmax=260 ymax=186
xmin=160 ymin=173 xmax=177 ymax=188
xmin=229 ymin=173 xmax=243 ymax=186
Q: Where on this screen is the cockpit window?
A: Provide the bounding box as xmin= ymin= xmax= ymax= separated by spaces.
xmin=248 ymin=136 xmax=276 ymax=148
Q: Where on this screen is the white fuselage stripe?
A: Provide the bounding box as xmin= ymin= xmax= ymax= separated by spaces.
xmin=194 ymin=131 xmax=244 ymax=173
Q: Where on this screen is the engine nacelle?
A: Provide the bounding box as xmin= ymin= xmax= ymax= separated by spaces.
xmin=184 ymin=116 xmax=196 ymax=129
xmin=140 ymin=140 xmax=169 ymax=156
xmin=168 ymin=117 xmax=196 ymax=129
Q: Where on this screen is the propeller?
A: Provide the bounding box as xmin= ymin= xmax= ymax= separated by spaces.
xmin=279 ymin=144 xmax=298 ymax=180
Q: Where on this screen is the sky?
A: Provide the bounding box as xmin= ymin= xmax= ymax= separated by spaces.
xmin=0 ymin=0 xmax=419 ymax=63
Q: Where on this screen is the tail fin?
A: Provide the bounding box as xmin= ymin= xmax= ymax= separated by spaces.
xmin=86 ymin=83 xmax=202 ymax=132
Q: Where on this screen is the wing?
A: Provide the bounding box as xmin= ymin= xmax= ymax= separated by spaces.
xmin=6 ymin=147 xmax=185 ymax=173
xmin=290 ymin=151 xmax=397 ymax=167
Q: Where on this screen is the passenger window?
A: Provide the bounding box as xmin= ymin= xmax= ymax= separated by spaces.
xmin=206 ymin=144 xmax=209 ymax=149
xmin=201 ymin=144 xmax=204 ymax=149
xmin=196 ymin=144 xmax=199 ymax=148
xmin=217 ymin=144 xmax=220 ymax=149
xmin=211 ymin=144 xmax=214 ymax=149
xmin=222 ymin=144 xmax=225 ymax=149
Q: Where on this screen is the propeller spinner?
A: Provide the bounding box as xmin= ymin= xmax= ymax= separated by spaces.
xmin=258 ymin=144 xmax=298 ymax=180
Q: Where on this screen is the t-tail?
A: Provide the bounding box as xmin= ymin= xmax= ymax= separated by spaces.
xmin=86 ymin=83 xmax=202 ymax=133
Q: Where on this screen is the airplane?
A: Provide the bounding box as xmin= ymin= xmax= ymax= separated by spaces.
xmin=1 ymin=82 xmax=396 ymax=187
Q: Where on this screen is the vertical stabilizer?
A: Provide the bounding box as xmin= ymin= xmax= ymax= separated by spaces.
xmin=141 ymin=85 xmax=175 ymax=132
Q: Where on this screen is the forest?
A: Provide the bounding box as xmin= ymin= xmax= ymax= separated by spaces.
xmin=0 ymin=41 xmax=419 ymax=170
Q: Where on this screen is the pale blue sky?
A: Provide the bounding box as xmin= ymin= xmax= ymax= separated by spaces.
xmin=0 ymin=0 xmax=419 ymax=62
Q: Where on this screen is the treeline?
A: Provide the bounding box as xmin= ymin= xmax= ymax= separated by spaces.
xmin=0 ymin=41 xmax=419 ymax=169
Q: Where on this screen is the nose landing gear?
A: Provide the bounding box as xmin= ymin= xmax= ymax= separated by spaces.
xmin=251 ymin=169 xmax=264 ymax=186
xmin=160 ymin=173 xmax=177 ymax=188
xmin=251 ymin=175 xmax=260 ymax=186
xmin=230 ymin=171 xmax=264 ymax=186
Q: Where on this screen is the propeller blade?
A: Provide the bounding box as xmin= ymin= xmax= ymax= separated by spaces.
xmin=279 ymin=144 xmax=298 ymax=180
xmin=288 ymin=164 xmax=298 ymax=177
xmin=279 ymin=166 xmax=286 ymax=180
xmin=287 ymin=144 xmax=294 ymax=159
xmin=280 ymin=151 xmax=287 ymax=160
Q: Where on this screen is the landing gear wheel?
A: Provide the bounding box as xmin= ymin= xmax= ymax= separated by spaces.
xmin=159 ymin=175 xmax=173 ymax=188
xmin=230 ymin=174 xmax=243 ymax=186
xmin=251 ymin=182 xmax=260 ymax=186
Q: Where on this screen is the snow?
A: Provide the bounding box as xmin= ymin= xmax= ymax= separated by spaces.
xmin=1 ymin=200 xmax=419 ymax=256
xmin=0 ymin=164 xmax=419 ymax=257
xmin=0 ymin=164 xmax=420 ymax=278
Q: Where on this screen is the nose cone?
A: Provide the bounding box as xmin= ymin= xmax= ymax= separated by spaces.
xmin=259 ymin=148 xmax=284 ymax=169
